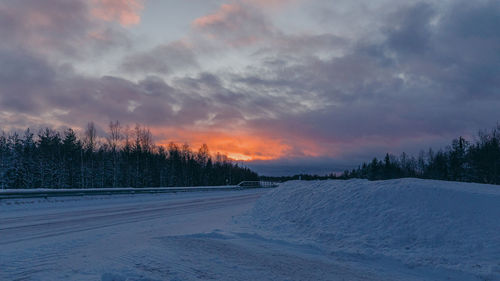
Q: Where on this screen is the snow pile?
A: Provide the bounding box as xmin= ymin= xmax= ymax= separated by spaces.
xmin=248 ymin=179 xmax=500 ymax=278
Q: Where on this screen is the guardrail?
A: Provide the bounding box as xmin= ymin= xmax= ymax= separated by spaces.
xmin=237 ymin=181 xmax=279 ymax=188
xmin=0 ymin=181 xmax=280 ymax=200
xmin=0 ymin=186 xmax=245 ymax=200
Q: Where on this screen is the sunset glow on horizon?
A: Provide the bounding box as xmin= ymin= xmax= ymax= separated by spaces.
xmin=154 ymin=129 xmax=293 ymax=162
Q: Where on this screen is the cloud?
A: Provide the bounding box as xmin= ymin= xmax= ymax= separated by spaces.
xmin=0 ymin=0 xmax=131 ymax=59
xmin=189 ymin=0 xmax=346 ymax=56
xmin=0 ymin=49 xmax=56 ymax=114
xmin=2 ymin=0 xmax=500 ymax=174
xmin=245 ymin=0 xmax=298 ymax=9
xmin=120 ymin=41 xmax=198 ymax=74
xmin=385 ymin=2 xmax=435 ymax=54
xmin=192 ymin=3 xmax=276 ymax=47
xmin=0 ymin=0 xmax=89 ymax=55
xmin=91 ymin=0 xmax=144 ymax=26
xmin=221 ymin=0 xmax=500 ymax=162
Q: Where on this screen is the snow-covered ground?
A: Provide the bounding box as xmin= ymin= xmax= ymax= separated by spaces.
xmin=1 ymin=179 xmax=499 ymax=280
xmin=240 ymin=179 xmax=500 ymax=280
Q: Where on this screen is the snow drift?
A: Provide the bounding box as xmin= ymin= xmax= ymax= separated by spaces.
xmin=247 ymin=179 xmax=500 ymax=278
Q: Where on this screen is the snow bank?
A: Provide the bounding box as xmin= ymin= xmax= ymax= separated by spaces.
xmin=247 ymin=179 xmax=500 ymax=278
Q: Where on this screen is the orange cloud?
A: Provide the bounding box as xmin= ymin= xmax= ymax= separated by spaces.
xmin=192 ymin=1 xmax=296 ymax=29
xmin=192 ymin=4 xmax=240 ymax=28
xmin=191 ymin=3 xmax=275 ymax=47
xmin=91 ymin=0 xmax=144 ymax=26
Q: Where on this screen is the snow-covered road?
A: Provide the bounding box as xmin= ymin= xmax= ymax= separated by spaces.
xmin=0 ymin=192 xmax=261 ymax=245
xmin=0 ymin=190 xmax=262 ymax=280
xmin=0 ymin=189 xmax=377 ymax=281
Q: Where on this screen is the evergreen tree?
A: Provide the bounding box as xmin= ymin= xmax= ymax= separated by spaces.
xmin=0 ymin=123 xmax=260 ymax=188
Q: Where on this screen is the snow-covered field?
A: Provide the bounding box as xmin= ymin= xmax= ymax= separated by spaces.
xmin=1 ymin=179 xmax=499 ymax=280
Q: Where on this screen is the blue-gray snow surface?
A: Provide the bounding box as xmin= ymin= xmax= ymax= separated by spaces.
xmin=1 ymin=179 xmax=499 ymax=280
xmin=244 ymin=178 xmax=500 ymax=280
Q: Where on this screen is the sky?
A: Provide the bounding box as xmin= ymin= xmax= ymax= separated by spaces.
xmin=0 ymin=0 xmax=499 ymax=175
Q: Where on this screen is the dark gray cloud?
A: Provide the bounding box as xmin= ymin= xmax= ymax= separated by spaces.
xmin=0 ymin=49 xmax=56 ymax=113
xmin=0 ymin=0 xmax=88 ymax=53
xmin=0 ymin=0 xmax=130 ymax=59
xmin=120 ymin=42 xmax=198 ymax=74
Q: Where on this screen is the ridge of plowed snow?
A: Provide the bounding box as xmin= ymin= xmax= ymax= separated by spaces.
xmin=247 ymin=179 xmax=500 ymax=278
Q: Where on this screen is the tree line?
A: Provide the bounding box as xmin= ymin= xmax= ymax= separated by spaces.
xmin=0 ymin=122 xmax=258 ymax=189
xmin=263 ymin=124 xmax=500 ymax=185
xmin=342 ymin=125 xmax=500 ymax=184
